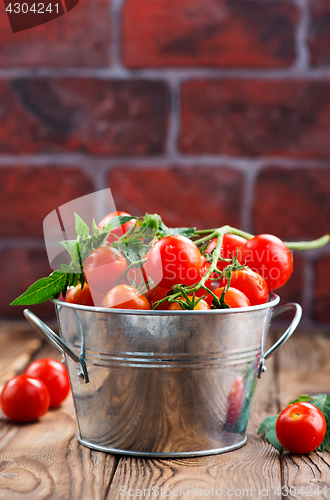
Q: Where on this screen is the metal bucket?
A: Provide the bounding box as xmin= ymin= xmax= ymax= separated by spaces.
xmin=24 ymin=294 xmax=301 ymax=458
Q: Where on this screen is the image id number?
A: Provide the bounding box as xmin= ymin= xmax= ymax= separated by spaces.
xmin=6 ymin=3 xmax=59 ymax=14
xmin=275 ymin=485 xmax=327 ymax=496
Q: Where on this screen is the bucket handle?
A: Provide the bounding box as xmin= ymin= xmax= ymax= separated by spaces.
xmin=23 ymin=309 xmax=89 ymax=383
xmin=258 ymin=302 xmax=302 ymax=378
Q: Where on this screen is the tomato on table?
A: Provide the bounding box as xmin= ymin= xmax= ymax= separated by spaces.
xmin=25 ymin=358 xmax=71 ymax=408
xmin=103 ymin=285 xmax=150 ymax=310
xmin=240 ymin=234 xmax=293 ymax=291
xmin=275 ymin=402 xmax=326 ymax=454
xmin=0 ymin=375 xmax=50 ymax=422
xmin=84 ymin=246 xmax=127 ymax=295
xmin=145 ymin=235 xmax=203 ymax=289
xmin=212 ymin=287 xmax=251 ymax=308
xmin=66 ymin=282 xmax=94 ymax=306
xmin=98 ymin=211 xmax=136 ymax=246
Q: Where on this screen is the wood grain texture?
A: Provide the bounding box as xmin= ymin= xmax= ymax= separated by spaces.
xmin=0 ymin=323 xmax=118 ymax=500
xmin=0 ymin=322 xmax=43 ymax=389
xmin=277 ymin=329 xmax=330 ymax=500
xmin=108 ymin=333 xmax=282 ymax=500
xmin=1 ymin=322 xmax=330 ymax=500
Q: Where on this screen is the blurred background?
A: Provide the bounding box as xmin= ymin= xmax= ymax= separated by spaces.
xmin=0 ymin=0 xmax=329 ymax=325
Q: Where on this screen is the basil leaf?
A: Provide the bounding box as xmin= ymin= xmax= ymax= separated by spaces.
xmin=258 ymin=415 xmax=283 ymax=451
xmin=105 ymin=216 xmax=136 ymax=232
xmin=10 ymin=271 xmax=68 ymax=305
xmin=75 ymin=213 xmax=90 ymax=240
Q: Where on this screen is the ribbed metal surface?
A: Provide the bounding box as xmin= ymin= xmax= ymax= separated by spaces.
xmin=52 ymin=295 xmax=281 ymax=456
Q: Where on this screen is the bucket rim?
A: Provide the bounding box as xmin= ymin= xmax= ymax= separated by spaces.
xmin=52 ymin=293 xmax=280 ymax=315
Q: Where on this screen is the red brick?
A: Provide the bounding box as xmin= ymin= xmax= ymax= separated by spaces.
xmin=313 ymin=255 xmax=330 ymax=322
xmin=252 ymin=167 xmax=330 ymax=240
xmin=0 ymin=166 xmax=94 ymax=238
xmin=0 ymin=248 xmax=55 ymax=319
xmin=0 ymin=0 xmax=111 ymax=67
xmin=0 ymin=79 xmax=169 ymax=155
xmin=179 ymin=80 xmax=330 ymax=158
xmin=122 ymin=0 xmax=298 ymax=68
xmin=108 ymin=166 xmax=244 ymax=229
xmin=308 ymin=0 xmax=330 ymax=67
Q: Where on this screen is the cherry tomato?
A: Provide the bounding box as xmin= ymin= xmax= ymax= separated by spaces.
xmin=146 ymin=286 xmax=171 ymax=310
xmin=66 ymin=283 xmax=94 ymax=306
xmin=145 ymin=235 xmax=203 ymax=289
xmin=102 ymin=285 xmax=150 ymax=310
xmin=213 ymin=287 xmax=251 ymax=308
xmin=98 ymin=211 xmax=136 ymax=245
xmin=240 ymin=234 xmax=293 ymax=291
xmin=216 ymin=268 xmax=269 ymax=306
xmin=206 ymin=234 xmax=247 ymax=259
xmin=275 ymin=402 xmax=326 ymax=454
xmin=25 ymin=358 xmax=71 ymax=408
xmin=226 ymin=376 xmax=244 ymax=427
xmin=1 ymin=375 xmax=50 ymax=422
xmin=168 ymin=297 xmax=210 ymax=311
xmin=84 ymin=246 xmax=127 ymax=295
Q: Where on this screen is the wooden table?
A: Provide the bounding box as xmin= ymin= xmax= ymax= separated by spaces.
xmin=0 ymin=321 xmax=329 ymax=500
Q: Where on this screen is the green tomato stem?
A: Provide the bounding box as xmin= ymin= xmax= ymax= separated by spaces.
xmin=114 ymin=257 xmax=147 ymax=287
xmin=194 ymin=226 xmax=330 ymax=252
xmin=284 ymin=234 xmax=330 ymax=251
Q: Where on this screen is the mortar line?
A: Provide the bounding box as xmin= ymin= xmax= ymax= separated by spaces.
xmin=293 ymin=0 xmax=310 ymax=71
xmin=110 ymin=0 xmax=126 ymax=71
xmin=0 ymin=155 xmax=329 ymax=169
xmin=3 ymin=66 xmax=330 ymax=80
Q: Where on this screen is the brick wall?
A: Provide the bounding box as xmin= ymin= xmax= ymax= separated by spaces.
xmin=0 ymin=0 xmax=329 ymax=325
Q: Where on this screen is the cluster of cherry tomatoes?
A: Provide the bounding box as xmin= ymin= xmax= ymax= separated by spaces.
xmin=65 ymin=211 xmax=294 ymax=310
xmin=0 ymin=358 xmax=70 ymax=423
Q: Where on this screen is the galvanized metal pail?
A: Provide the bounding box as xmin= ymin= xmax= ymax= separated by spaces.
xmin=24 ymin=294 xmax=301 ymax=458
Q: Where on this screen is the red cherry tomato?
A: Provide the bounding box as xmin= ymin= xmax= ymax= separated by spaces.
xmin=84 ymin=246 xmax=127 ymax=295
xmin=145 ymin=235 xmax=203 ymax=288
xmin=240 ymin=234 xmax=293 ymax=291
xmin=275 ymin=402 xmax=326 ymax=454
xmin=216 ymin=268 xmax=269 ymax=306
xmin=146 ymin=286 xmax=171 ymax=310
xmin=206 ymin=234 xmax=247 ymax=259
xmin=25 ymin=358 xmax=71 ymax=408
xmin=98 ymin=211 xmax=136 ymax=245
xmin=226 ymin=376 xmax=244 ymax=427
xmin=168 ymin=297 xmax=210 ymax=311
xmin=66 ymin=283 xmax=94 ymax=306
xmin=103 ymin=285 xmax=150 ymax=310
xmin=1 ymin=375 xmax=50 ymax=422
xmin=213 ymin=287 xmax=251 ymax=308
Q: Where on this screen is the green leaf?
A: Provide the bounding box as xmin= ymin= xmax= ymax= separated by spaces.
xmin=258 ymin=415 xmax=283 ymax=452
xmin=92 ymin=219 xmax=101 ymax=234
xmin=105 ymin=216 xmax=136 ymax=233
xmin=156 ymin=218 xmax=195 ymax=239
xmin=60 ymin=239 xmax=79 ymax=262
xmin=10 ymin=271 xmax=68 ymax=305
xmin=309 ymin=394 xmax=330 ymax=452
xmin=75 ymin=213 xmax=90 ymax=240
xmin=289 ymin=394 xmax=312 ymax=404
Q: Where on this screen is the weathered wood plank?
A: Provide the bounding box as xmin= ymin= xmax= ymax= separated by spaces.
xmin=108 ymin=333 xmax=281 ymax=500
xmin=0 ymin=323 xmax=117 ymax=500
xmin=0 ymin=322 xmax=43 ymax=389
xmin=278 ymin=329 xmax=330 ymax=500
